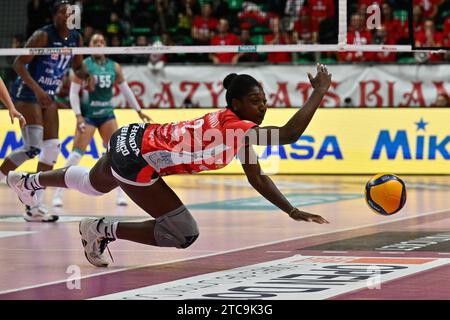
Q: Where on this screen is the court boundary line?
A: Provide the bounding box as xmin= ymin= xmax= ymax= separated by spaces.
xmin=0 ymin=207 xmax=449 ymax=296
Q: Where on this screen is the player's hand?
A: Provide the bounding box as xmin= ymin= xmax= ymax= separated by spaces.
xmin=288 ymin=208 xmax=330 ymax=224
xmin=76 ymin=115 xmax=86 ymax=133
xmin=138 ymin=111 xmax=152 ymax=123
xmin=307 ymin=63 xmax=332 ymax=94
xmin=9 ymin=108 xmax=26 ymax=128
xmin=36 ymin=87 xmax=53 ymax=108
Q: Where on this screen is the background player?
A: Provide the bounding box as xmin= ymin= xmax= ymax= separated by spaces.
xmin=0 ymin=1 xmax=85 ymax=222
xmin=52 ymin=33 xmax=152 ymax=207
xmin=7 ymin=64 xmax=331 ymax=267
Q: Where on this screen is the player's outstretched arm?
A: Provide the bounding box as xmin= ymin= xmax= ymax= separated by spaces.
xmin=115 ymin=63 xmax=152 ymax=123
xmin=238 ymin=145 xmax=329 ymax=224
xmin=250 ymin=64 xmax=332 ymax=146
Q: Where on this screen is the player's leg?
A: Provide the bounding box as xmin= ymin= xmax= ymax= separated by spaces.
xmin=78 ymin=175 xmax=199 ymax=267
xmin=24 ymin=103 xmax=61 ymax=221
xmin=98 ymin=117 xmax=128 ymax=206
xmin=39 ymin=104 xmax=60 ymax=171
xmin=114 ymin=179 xmax=198 ymax=247
xmin=7 ymin=154 xmax=118 ymax=207
xmin=52 ymin=122 xmax=96 ymax=207
xmin=0 ymin=101 xmax=43 ymax=180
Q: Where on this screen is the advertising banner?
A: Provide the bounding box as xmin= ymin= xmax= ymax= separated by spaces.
xmin=0 ymin=109 xmax=449 ymax=174
xmin=111 ymin=65 xmax=450 ymax=108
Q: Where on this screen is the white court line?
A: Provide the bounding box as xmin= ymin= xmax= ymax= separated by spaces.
xmin=379 ymin=251 xmax=406 ymax=254
xmin=0 ymin=207 xmax=449 ymax=296
xmin=323 ymin=251 xmax=348 ymax=254
xmin=266 ymin=250 xmax=293 ymax=253
xmin=0 ymin=231 xmax=36 ymax=239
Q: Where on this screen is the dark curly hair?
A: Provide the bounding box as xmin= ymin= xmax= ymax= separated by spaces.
xmin=223 ymin=73 xmax=261 ymax=108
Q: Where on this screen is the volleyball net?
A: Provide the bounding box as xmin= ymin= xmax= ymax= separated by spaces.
xmin=0 ymin=0 xmax=448 ymax=57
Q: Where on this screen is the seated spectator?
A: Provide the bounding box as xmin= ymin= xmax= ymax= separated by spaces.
xmin=209 ymin=19 xmax=242 ymax=64
xmin=431 ymin=93 xmax=449 ymax=107
xmin=415 ymin=18 xmax=444 ymax=47
xmin=192 ymin=2 xmax=218 ymax=45
xmin=264 ymin=17 xmax=292 ymax=64
xmin=415 ymin=19 xmax=445 ymax=62
xmin=381 ymin=3 xmax=408 ymax=43
xmin=106 ymin=12 xmax=125 ymax=40
xmin=338 ymin=13 xmax=374 ymax=62
xmin=238 ymin=28 xmax=259 ymax=62
xmin=307 ymin=0 xmax=335 ymax=31
xmin=294 ymin=8 xmax=316 ymax=44
xmin=132 ymin=35 xmax=151 ymax=64
xmin=238 ymin=2 xmax=269 ymax=30
xmin=372 ymin=26 xmax=397 ymax=62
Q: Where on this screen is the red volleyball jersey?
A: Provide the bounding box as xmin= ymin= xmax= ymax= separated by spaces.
xmin=141 ymin=109 xmax=257 ymax=176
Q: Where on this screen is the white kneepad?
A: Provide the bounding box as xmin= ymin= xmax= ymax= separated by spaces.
xmin=39 ymin=139 xmax=61 ymax=166
xmin=64 ymin=166 xmax=104 ymax=196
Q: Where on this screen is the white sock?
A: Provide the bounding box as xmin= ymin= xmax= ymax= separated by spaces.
xmin=0 ymin=171 xmax=6 ymax=182
xmin=112 ymin=221 xmax=119 ymax=239
xmin=26 ymin=172 xmax=44 ymax=190
xmin=98 ymin=219 xmax=119 ymax=240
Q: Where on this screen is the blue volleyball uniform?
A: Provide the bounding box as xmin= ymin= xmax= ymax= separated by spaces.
xmin=11 ymin=24 xmax=81 ymax=103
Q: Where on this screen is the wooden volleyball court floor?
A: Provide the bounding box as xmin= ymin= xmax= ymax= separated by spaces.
xmin=0 ymin=174 xmax=449 ymax=300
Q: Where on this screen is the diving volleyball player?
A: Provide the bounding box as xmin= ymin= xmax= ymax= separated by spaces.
xmin=8 ymin=64 xmax=331 ymax=267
